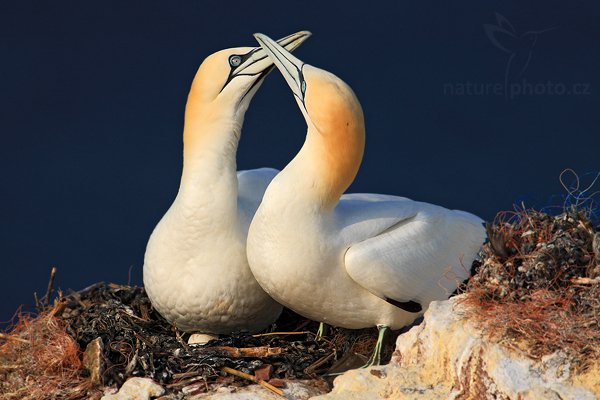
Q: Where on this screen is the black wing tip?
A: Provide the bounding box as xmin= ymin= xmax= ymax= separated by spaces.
xmin=385 ymin=297 xmax=423 ymax=313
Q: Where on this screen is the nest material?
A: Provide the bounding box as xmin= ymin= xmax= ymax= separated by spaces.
xmin=1 ymin=282 xmax=398 ymax=399
xmin=5 ymin=206 xmax=598 ymax=397
xmin=460 ymin=208 xmax=600 ymax=368
xmin=0 ymin=309 xmax=90 ymax=400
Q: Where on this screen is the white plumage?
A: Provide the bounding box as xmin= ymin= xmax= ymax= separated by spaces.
xmin=247 ymin=34 xmax=487 ymax=339
xmin=143 ymin=32 xmax=310 ymax=334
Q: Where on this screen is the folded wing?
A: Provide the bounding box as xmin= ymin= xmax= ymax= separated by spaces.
xmin=342 ymin=199 xmax=486 ymax=312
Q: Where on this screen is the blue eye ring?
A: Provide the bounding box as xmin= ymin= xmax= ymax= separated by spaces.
xmin=301 ymin=80 xmax=307 ymax=94
xmin=229 ymin=55 xmax=242 ymax=68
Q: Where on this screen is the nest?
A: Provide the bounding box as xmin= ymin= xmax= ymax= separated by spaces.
xmin=5 ymin=184 xmax=598 ymax=397
xmin=1 ymin=281 xmax=399 ymax=399
xmin=460 ymin=207 xmax=600 ymax=369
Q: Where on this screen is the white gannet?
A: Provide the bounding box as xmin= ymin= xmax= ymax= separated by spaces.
xmin=143 ymin=31 xmax=311 ymax=334
xmin=247 ymin=33 xmax=487 ymax=364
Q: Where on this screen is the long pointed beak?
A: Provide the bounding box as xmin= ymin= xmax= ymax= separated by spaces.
xmin=226 ymin=31 xmax=310 ymax=84
xmin=254 ymin=33 xmax=307 ymax=105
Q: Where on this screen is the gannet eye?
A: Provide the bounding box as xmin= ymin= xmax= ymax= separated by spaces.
xmin=229 ymin=55 xmax=242 ymax=68
xmin=301 ymin=80 xmax=307 ymax=94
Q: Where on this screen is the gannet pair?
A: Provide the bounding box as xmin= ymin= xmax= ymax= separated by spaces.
xmin=247 ymin=34 xmax=487 ymax=363
xmin=143 ymin=30 xmax=486 ymax=366
xmin=143 ymin=31 xmax=310 ymax=334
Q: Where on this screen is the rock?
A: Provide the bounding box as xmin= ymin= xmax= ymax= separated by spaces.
xmin=267 ymin=378 xmax=286 ymax=388
xmin=314 ymin=297 xmax=599 ymax=400
xmin=254 ymin=364 xmax=273 ymax=381
xmin=83 ymin=337 xmax=105 ymax=387
xmin=188 ymin=333 xmax=218 ymax=345
xmin=101 ymin=377 xmax=165 ymax=400
xmin=87 ymin=392 xmax=104 ymax=400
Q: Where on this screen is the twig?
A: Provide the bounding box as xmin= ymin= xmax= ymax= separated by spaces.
xmin=170 ymin=371 xmax=201 ymax=380
xmin=72 ymin=282 xmax=105 ymax=298
xmin=166 ymin=375 xmax=205 ymax=389
xmin=68 ymin=290 xmax=87 ymax=309
xmin=252 ymin=330 xmax=312 ymax=337
xmin=221 ymin=366 xmax=284 ymax=396
xmin=173 ymin=325 xmax=189 ymax=352
xmin=49 ymin=300 xmax=67 ymax=317
xmin=304 ymin=351 xmax=335 ymax=375
xmin=127 ymin=265 xmax=134 ymax=286
xmin=571 ymin=277 xmax=600 ymax=285
xmin=33 ymin=292 xmax=40 ymax=310
xmin=43 ymin=267 xmax=58 ymax=307
xmin=139 ymin=303 xmax=150 ymax=320
xmin=133 ymin=331 xmax=153 ymax=347
xmin=212 ymin=346 xmax=282 ymax=358
xmin=108 ymin=282 xmax=126 ymax=289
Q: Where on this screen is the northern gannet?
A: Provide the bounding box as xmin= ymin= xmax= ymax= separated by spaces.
xmin=247 ymin=33 xmax=487 ymax=364
xmin=143 ymin=31 xmax=311 ymax=334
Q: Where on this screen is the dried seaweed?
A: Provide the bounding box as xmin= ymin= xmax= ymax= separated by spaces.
xmin=2 ymin=280 xmax=399 ymax=398
xmin=460 ymin=207 xmax=600 ymax=369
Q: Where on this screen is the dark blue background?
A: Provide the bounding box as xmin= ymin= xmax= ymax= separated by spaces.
xmin=1 ymin=1 xmax=598 ymax=324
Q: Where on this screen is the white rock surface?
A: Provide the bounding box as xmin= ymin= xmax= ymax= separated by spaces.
xmin=101 ymin=377 xmax=165 ymax=400
xmin=314 ymin=297 xmax=599 ymax=400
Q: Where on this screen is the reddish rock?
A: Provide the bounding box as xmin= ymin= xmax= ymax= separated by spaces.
xmin=254 ymin=364 xmax=273 ymax=381
xmin=267 ymin=378 xmax=287 ymax=388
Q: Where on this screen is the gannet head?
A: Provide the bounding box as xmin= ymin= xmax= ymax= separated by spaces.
xmin=184 ymin=31 xmax=311 ymax=145
xmin=254 ymin=33 xmax=365 ymax=207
